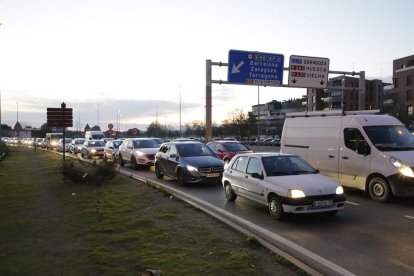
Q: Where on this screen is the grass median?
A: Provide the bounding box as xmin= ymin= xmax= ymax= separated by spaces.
xmin=0 ymin=147 xmax=305 ymax=275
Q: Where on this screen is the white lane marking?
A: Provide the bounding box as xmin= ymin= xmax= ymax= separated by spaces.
xmin=404 ymin=215 xmax=414 ymax=220
xmin=346 ymin=201 xmax=360 ymax=206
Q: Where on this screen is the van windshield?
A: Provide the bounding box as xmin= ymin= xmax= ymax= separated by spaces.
xmin=364 ymin=125 xmax=414 ymax=151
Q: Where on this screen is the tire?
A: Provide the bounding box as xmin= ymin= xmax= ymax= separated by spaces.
xmin=268 ymin=196 xmax=287 ymax=220
xmin=119 ymin=154 xmax=125 ymax=167
xmin=369 ymin=177 xmax=391 ymax=202
xmin=155 ymin=163 xmax=163 ymax=179
xmin=224 ymin=184 xmax=237 ymax=201
xmin=176 ymin=169 xmax=186 ymax=186
xmin=131 ymin=157 xmax=138 ymax=170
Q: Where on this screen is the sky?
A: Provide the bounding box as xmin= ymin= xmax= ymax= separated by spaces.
xmin=0 ymin=0 xmax=413 ymax=131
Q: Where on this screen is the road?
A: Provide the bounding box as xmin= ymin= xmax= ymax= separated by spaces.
xmin=66 ymin=145 xmax=414 ymax=275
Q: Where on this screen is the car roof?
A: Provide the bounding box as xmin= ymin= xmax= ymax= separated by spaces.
xmin=210 ymin=140 xmax=242 ymax=144
xmin=235 ymin=152 xmax=296 ymax=158
xmin=165 ymin=141 xmax=203 ymax=145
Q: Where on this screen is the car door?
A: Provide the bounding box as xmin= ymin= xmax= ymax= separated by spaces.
xmin=244 ymin=157 xmax=265 ymax=202
xmin=339 ymin=127 xmax=371 ymax=190
xmin=165 ymin=145 xmax=179 ymax=176
xmin=227 ymin=156 xmax=248 ymax=195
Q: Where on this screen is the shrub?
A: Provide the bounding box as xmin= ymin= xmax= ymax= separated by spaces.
xmin=62 ymin=159 xmax=118 ymax=184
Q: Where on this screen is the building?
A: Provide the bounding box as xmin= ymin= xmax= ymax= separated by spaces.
xmin=251 ymin=98 xmax=305 ymax=137
xmin=306 ymin=76 xmax=390 ymax=112
xmin=393 ymin=55 xmax=414 ymax=126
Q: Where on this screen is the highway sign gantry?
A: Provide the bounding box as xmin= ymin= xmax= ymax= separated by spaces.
xmin=288 ymin=55 xmax=330 ymax=89
xmin=227 ymin=49 xmax=284 ymax=86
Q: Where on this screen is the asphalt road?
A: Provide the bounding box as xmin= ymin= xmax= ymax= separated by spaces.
xmin=66 ymin=145 xmax=414 ymax=275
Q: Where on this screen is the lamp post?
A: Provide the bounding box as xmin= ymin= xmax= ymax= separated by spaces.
xmin=95 ymin=104 xmax=100 ymax=129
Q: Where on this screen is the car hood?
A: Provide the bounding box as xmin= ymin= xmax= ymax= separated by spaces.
xmin=382 ymin=151 xmax=414 ymax=166
xmin=182 ymin=156 xmax=224 ymax=167
xmin=89 ymin=146 xmax=105 ymax=150
xmin=135 ymin=148 xmax=158 ymax=154
xmin=266 ymin=173 xmax=340 ymax=196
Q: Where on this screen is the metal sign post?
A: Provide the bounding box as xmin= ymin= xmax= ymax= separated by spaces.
xmin=205 ymin=50 xmax=366 ymax=143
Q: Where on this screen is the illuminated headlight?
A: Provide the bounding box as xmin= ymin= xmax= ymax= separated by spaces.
xmin=390 ymin=156 xmax=414 ymax=177
xmin=135 ymin=151 xmax=145 ymax=156
xmin=91 ymin=149 xmax=97 ymax=153
xmin=336 ymin=186 xmax=344 ymax=195
xmin=51 ymin=141 xmax=57 ymax=146
xmin=288 ymin=189 xmax=305 ymax=198
xmin=186 ymin=165 xmax=198 ymax=172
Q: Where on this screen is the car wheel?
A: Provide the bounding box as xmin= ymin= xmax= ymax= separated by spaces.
xmin=177 ymin=169 xmax=186 ymax=186
xmin=131 ymin=157 xmax=138 ymax=170
xmin=224 ymin=183 xmax=237 ymax=201
xmin=155 ymin=163 xmax=163 ymax=179
xmin=268 ymin=196 xmax=286 ymax=220
xmin=119 ymin=154 xmax=125 ymax=166
xmin=369 ymin=177 xmax=391 ymax=202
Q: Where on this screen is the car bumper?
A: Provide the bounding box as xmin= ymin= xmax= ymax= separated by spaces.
xmin=279 ymin=194 xmax=346 ymax=214
xmin=387 ymin=173 xmax=414 ymax=197
xmin=183 ymin=170 xmax=223 ymax=184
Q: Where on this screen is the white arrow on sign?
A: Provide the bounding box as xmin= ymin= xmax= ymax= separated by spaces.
xmin=231 ymin=61 xmax=244 ymax=74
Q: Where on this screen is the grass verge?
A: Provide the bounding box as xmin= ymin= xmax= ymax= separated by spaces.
xmin=0 ymin=147 xmax=305 ymax=275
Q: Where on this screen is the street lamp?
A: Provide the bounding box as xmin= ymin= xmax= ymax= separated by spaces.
xmin=95 ymin=104 xmax=100 ymax=129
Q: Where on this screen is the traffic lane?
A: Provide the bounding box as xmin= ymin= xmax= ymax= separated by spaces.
xmin=134 ymin=168 xmax=414 ymax=275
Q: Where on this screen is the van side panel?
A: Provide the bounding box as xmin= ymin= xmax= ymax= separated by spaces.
xmin=281 ymin=117 xmax=342 ymax=181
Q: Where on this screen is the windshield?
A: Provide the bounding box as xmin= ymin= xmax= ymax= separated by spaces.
xmin=364 ymin=125 xmax=414 ymax=151
xmin=177 ymin=143 xmax=214 ymax=157
xmin=262 ymin=156 xmax=317 ymax=176
xmin=224 ymin=142 xmax=250 ymax=152
xmin=133 ymin=139 xmax=159 ymax=148
xmin=88 ymin=140 xmax=105 ymax=146
xmin=75 ymin=139 xmax=86 ymax=144
xmin=113 ymin=141 xmax=123 ymax=148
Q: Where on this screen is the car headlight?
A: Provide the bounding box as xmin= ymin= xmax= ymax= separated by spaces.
xmin=336 ymin=186 xmax=344 ymax=195
xmin=186 ymin=165 xmax=198 ymax=172
xmin=390 ymin=156 xmax=414 ymax=177
xmin=51 ymin=141 xmax=57 ymax=146
xmin=91 ymin=149 xmax=97 ymax=153
xmin=135 ymin=151 xmax=145 ymax=156
xmin=288 ymin=189 xmax=305 ymax=198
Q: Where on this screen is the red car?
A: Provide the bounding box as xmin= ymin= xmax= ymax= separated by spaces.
xmin=207 ymin=141 xmax=253 ymax=164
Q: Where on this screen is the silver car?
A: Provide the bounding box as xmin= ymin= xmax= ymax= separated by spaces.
xmin=80 ymin=140 xmax=105 ymax=159
xmin=118 ymin=138 xmax=159 ymax=169
xmin=103 ymin=139 xmax=123 ymax=161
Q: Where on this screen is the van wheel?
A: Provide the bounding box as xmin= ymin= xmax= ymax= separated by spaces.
xmin=269 ymin=197 xmax=286 ymax=220
xmin=155 ymin=163 xmax=163 ymax=179
xmin=224 ymin=184 xmax=237 ymax=201
xmin=368 ymin=177 xmax=391 ymax=202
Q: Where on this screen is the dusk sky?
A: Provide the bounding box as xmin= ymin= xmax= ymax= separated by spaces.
xmin=1 ymin=0 xmax=413 ymax=131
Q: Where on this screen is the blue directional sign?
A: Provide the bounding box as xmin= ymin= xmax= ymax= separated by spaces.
xmin=227 ymin=49 xmax=284 ymax=86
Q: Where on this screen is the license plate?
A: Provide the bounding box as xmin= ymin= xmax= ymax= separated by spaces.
xmin=207 ymin=173 xmax=220 ymax=178
xmin=313 ymin=199 xmax=333 ymax=207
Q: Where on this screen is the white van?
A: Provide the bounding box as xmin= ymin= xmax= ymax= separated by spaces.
xmin=85 ymin=131 xmax=105 ymax=141
xmin=46 ymin=133 xmax=63 ymax=150
xmin=281 ymin=110 xmax=414 ymax=202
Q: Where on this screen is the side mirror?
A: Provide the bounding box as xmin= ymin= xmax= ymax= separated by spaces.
xmin=251 ymin=172 xmax=264 ymax=180
xmin=170 ymin=153 xmax=177 ymax=159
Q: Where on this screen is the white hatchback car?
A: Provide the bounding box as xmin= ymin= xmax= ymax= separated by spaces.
xmin=222 ymin=153 xmax=346 ymax=220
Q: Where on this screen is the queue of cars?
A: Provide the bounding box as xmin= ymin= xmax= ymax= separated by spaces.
xmin=9 ymin=134 xmax=350 ymax=220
